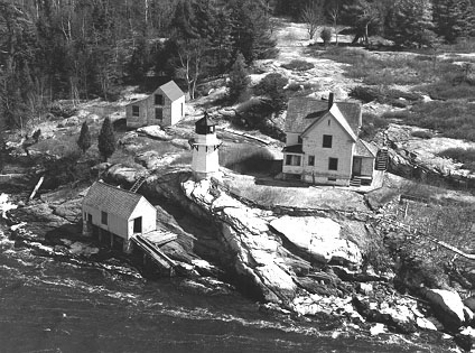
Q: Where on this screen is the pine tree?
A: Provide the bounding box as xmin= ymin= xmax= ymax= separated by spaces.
xmin=77 ymin=121 xmax=92 ymax=154
xmin=98 ymin=117 xmax=115 ymax=161
xmin=432 ymin=0 xmax=475 ymax=43
xmin=227 ymin=52 xmax=250 ymax=102
xmin=386 ymin=0 xmax=436 ymax=48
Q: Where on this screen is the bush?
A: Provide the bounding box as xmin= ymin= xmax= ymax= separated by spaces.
xmin=359 ymin=113 xmax=390 ymax=140
xmin=350 ymin=86 xmax=422 ymax=105
xmin=281 ymin=59 xmax=314 ymax=72
xmin=437 ymin=147 xmax=475 ymax=171
xmin=320 ymin=27 xmax=332 ymax=47
xmin=253 ymin=73 xmax=288 ymax=112
xmin=411 ymin=130 xmax=433 ymax=139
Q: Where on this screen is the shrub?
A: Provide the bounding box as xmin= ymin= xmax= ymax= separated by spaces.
xmin=320 ymin=27 xmax=332 ymax=47
xmin=437 ymin=147 xmax=475 ymax=171
xmin=253 ymin=73 xmax=288 ymax=112
xmin=281 ymin=59 xmax=314 ymax=72
xmin=411 ymin=130 xmax=433 ymax=139
xmin=359 ymin=113 xmax=390 ymax=140
xmin=77 ymin=122 xmax=92 ymax=154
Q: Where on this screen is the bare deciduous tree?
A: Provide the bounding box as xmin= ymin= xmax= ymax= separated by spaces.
xmin=300 ymin=0 xmax=324 ymax=40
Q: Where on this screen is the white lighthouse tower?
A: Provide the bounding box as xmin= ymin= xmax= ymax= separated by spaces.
xmin=190 ymin=112 xmax=222 ymax=177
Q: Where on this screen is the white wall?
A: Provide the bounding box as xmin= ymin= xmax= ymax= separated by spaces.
xmin=302 ymin=116 xmax=355 ymax=180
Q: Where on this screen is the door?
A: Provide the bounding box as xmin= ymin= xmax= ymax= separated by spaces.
xmin=353 ymin=157 xmax=362 ymax=176
xmin=133 ymin=217 xmax=142 ymax=234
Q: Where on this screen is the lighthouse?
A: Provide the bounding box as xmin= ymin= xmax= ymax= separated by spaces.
xmin=190 ymin=112 xmax=222 ymax=177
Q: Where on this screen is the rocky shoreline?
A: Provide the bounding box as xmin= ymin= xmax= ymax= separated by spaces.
xmin=2 ymin=162 xmax=474 ymax=352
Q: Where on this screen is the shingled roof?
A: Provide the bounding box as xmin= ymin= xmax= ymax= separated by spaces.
xmin=355 ymin=139 xmax=378 ymax=158
xmin=285 ymin=97 xmax=362 ymax=134
xmin=83 ymin=182 xmax=145 ymax=220
xmin=158 ymin=81 xmax=185 ymax=101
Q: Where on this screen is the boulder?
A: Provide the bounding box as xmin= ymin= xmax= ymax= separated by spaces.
xmin=135 ymin=151 xmax=176 ymax=170
xmin=422 ymin=288 xmax=467 ymax=332
xmin=270 ymin=216 xmax=363 ymax=266
xmin=104 ymin=164 xmax=146 ymax=185
xmin=137 ymin=125 xmax=172 ymax=141
xmin=54 ymin=198 xmax=83 ymax=223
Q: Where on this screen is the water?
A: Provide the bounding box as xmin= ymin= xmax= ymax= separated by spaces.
xmin=0 ymin=228 xmax=449 ymax=353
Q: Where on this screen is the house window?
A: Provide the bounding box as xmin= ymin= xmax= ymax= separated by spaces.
xmin=155 ymin=94 xmax=163 ymax=105
xmin=328 ymin=119 xmax=331 ymax=126
xmin=308 ymin=155 xmax=315 ymax=166
xmin=285 ymin=155 xmax=301 ymax=166
xmin=323 ymin=135 xmax=333 ymax=148
xmin=328 ymin=177 xmax=337 ymax=182
xmin=298 ymin=136 xmax=303 ymax=144
xmin=285 ymin=155 xmax=292 ymax=165
xmin=329 ymin=158 xmax=338 ymax=171
xmin=155 ymin=108 xmax=163 ymax=120
xmin=132 ymin=106 xmax=140 ymax=117
xmin=181 ymin=103 xmax=184 ymax=116
xmin=101 ymin=211 xmax=108 ymax=225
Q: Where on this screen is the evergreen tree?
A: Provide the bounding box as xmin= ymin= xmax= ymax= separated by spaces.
xmin=77 ymin=121 xmax=92 ymax=154
xmin=385 ymin=0 xmax=436 ymax=48
xmin=227 ymin=52 xmax=250 ymax=102
xmin=432 ymin=0 xmax=475 ymax=43
xmin=98 ymin=117 xmax=115 ymax=161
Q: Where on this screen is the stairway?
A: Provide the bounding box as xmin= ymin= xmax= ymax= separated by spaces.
xmin=130 ymin=175 xmax=147 ymax=193
xmin=376 ymin=148 xmax=389 ymax=170
xmin=350 ymin=177 xmax=362 ymax=187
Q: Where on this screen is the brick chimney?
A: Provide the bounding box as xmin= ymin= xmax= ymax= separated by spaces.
xmin=328 ymin=93 xmax=334 ymax=110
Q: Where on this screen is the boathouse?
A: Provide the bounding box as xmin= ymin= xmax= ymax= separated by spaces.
xmin=82 ymin=182 xmax=157 ymax=253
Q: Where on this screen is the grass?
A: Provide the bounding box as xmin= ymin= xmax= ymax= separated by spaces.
xmin=437 ymin=147 xmax=475 ymax=171
xmin=319 ymin=47 xmax=442 ymax=86
xmin=383 ymin=101 xmax=475 ymax=142
xmin=219 ymin=145 xmax=277 ymax=175
xmin=224 ymin=176 xmax=369 ymax=212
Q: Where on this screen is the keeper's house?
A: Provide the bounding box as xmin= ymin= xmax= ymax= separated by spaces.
xmin=126 ymin=80 xmax=185 ymax=129
xmin=282 ymin=93 xmax=378 ymax=186
xmin=82 ymin=182 xmax=157 ymax=252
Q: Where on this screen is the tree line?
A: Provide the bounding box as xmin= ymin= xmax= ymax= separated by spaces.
xmin=1 ymin=0 xmax=475 ymax=136
xmin=0 ymin=0 xmax=276 ymax=132
xmin=276 ymin=0 xmax=475 ymax=47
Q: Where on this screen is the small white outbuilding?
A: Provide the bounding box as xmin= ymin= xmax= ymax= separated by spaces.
xmin=82 ymin=182 xmax=157 ymax=252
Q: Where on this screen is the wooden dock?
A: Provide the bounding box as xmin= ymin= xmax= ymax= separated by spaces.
xmin=132 ymin=233 xmax=177 ymax=276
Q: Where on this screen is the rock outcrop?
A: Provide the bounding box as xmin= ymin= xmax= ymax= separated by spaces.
xmin=422 ymin=288 xmax=468 ymax=332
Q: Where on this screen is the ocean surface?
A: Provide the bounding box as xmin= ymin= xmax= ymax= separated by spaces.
xmin=0 ymin=227 xmax=449 ymax=353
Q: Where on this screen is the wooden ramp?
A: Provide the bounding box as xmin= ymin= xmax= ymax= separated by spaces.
xmin=132 ymin=235 xmax=177 ymax=276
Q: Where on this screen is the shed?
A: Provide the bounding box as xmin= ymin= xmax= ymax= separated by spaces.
xmin=126 ymin=80 xmax=185 ymax=129
xmin=82 ymin=182 xmax=157 ymax=245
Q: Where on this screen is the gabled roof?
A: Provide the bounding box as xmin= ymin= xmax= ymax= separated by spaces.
xmin=83 ymin=182 xmax=148 ymax=220
xmin=157 ymin=81 xmax=185 ymax=101
xmin=285 ymin=97 xmax=362 ymax=135
xmin=301 ymin=104 xmax=357 ymax=141
xmin=355 ymin=139 xmax=378 ymax=158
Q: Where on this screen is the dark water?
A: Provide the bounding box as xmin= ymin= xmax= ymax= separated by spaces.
xmin=0 ymin=229 xmax=449 ymax=353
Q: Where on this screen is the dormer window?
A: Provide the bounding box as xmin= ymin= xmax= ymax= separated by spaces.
xmin=155 ymin=94 xmax=163 ymax=105
xmin=132 ymin=106 xmax=139 ymax=117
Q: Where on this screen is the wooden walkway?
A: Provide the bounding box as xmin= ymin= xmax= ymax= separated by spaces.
xmin=132 ymin=234 xmax=177 ymax=276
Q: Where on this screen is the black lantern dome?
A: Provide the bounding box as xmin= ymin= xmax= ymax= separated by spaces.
xmin=195 ymin=112 xmax=216 ymax=135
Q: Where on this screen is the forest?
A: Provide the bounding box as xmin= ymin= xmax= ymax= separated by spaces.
xmin=1 ymin=0 xmax=475 ymax=136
